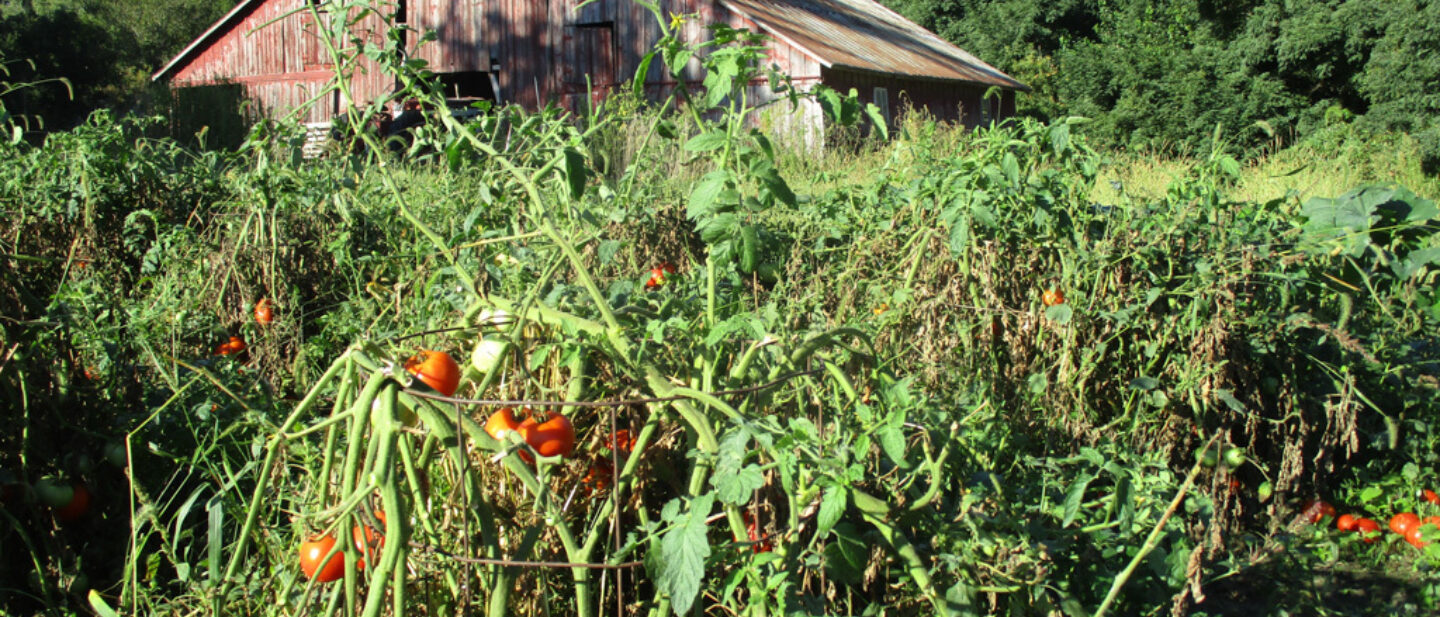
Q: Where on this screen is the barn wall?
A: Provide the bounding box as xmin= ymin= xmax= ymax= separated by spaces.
xmin=169 ymin=0 xmax=393 ymax=123
xmin=819 ymin=67 xmax=997 ymax=129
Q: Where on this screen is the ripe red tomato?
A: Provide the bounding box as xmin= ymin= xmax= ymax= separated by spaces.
xmin=1424 ymin=489 xmax=1439 ymax=505
xmin=1354 ymin=517 xmax=1381 ymax=543
xmin=54 ymin=483 xmax=90 ymax=522
xmin=581 ymin=459 xmax=613 ymax=496
xmin=644 ymin=263 xmax=678 ymax=289
xmin=1335 ymin=513 xmax=1358 ymax=532
xmin=298 ymin=535 xmax=346 ymax=582
xmin=1041 ymin=288 xmax=1065 ymax=306
xmin=215 ymin=336 xmax=246 ymax=356
xmin=1405 ymin=518 xmax=1439 ymax=549
xmin=1301 ymin=500 xmax=1336 ymax=523
xmin=352 ymin=511 xmax=386 ymax=559
xmin=485 ymin=408 xmax=523 ymax=442
xmin=610 ymin=429 xmax=636 ymax=454
xmin=1390 ymin=512 xmax=1420 ymax=536
xmin=405 ymin=350 xmax=460 ymax=397
xmin=254 ymin=298 xmax=274 ymax=325
xmin=742 ymin=511 xmax=772 ymax=553
xmin=518 ymin=411 xmax=576 ymax=459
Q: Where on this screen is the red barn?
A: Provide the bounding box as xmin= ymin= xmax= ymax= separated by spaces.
xmin=154 ymin=0 xmax=1026 ymax=142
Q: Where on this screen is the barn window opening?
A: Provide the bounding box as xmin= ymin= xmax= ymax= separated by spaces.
xmin=438 ymin=71 xmax=496 ymax=102
xmin=873 ymin=87 xmax=890 ymax=128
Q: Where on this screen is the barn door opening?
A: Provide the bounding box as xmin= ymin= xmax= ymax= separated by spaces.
xmin=565 ymin=22 xmax=616 ymax=90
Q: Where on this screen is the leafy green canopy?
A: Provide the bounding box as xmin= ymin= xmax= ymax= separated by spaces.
xmin=884 ymin=0 xmax=1440 ymax=164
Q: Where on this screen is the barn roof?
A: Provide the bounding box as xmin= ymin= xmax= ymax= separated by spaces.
xmin=156 ymin=0 xmax=1027 ymax=91
xmin=720 ymin=0 xmax=1027 ymax=90
xmin=152 ymin=0 xmax=264 ymax=81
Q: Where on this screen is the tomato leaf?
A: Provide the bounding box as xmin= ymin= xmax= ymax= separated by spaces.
xmin=822 ymin=522 xmax=867 ymax=586
xmin=877 ymin=425 xmax=908 ymax=468
xmin=713 ymin=430 xmax=763 ymax=504
xmin=653 ymin=495 xmax=713 ymax=615
xmin=1062 ymin=472 xmax=1095 ymax=527
xmin=684 ymin=130 xmax=728 ymax=152
xmin=1044 ymin=304 xmax=1072 ymax=324
xmin=816 ymin=486 xmax=847 ymax=538
xmin=688 ymin=170 xmax=730 ymax=219
xmin=88 ymin=591 xmax=121 ymax=617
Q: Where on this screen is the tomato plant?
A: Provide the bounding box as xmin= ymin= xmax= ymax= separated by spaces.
xmin=405 ymin=350 xmax=460 ymax=397
xmin=254 ymin=298 xmax=273 ymax=325
xmin=517 ymin=411 xmax=576 ymax=459
xmin=1041 ymin=288 xmax=1065 ymax=306
xmin=1390 ymin=512 xmax=1420 ymax=536
xmin=298 ymin=535 xmax=346 ymax=582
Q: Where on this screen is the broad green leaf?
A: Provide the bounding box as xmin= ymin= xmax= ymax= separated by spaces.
xmin=822 ymin=522 xmax=867 ymax=585
xmin=1001 ymin=152 xmax=1020 ymax=187
xmin=657 ymin=494 xmax=714 ymax=615
xmin=1129 ymin=376 xmax=1159 ymax=391
xmin=89 ymin=591 xmax=121 ymax=617
xmin=877 ymin=425 xmax=907 ymax=468
xmin=714 ymin=464 xmax=764 ymax=505
xmin=1062 ymin=472 xmax=1095 ymax=527
xmin=1044 ymin=304 xmax=1072 ymax=324
xmin=816 ymin=486 xmax=847 ymax=538
xmin=684 ymin=130 xmax=728 ymax=152
xmin=863 ymin=102 xmax=889 ymax=140
xmin=688 ymin=171 xmax=729 ymax=219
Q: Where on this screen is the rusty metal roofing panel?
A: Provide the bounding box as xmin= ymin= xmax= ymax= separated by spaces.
xmin=718 ymin=0 xmax=1028 ymax=90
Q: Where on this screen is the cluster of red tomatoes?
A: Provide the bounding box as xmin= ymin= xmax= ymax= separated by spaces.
xmin=644 ymin=263 xmax=677 ymax=290
xmin=210 ymin=299 xmax=276 ymax=359
xmin=298 ymin=511 xmax=387 ymax=582
xmin=1303 ymin=489 xmax=1440 ymax=548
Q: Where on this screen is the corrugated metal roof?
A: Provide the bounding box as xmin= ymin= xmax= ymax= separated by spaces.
xmin=720 ymin=0 xmax=1028 ymax=90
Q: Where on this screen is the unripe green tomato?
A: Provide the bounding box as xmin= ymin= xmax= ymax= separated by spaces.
xmin=34 ymin=476 xmax=75 ymax=508
xmin=1197 ymin=446 xmax=1218 ymax=468
xmin=1257 ymin=481 xmax=1273 ymax=502
xmin=103 ymin=441 xmax=127 ymax=467
xmin=1223 ymin=447 xmax=1246 ymax=468
xmin=471 ymin=337 xmax=508 ymax=374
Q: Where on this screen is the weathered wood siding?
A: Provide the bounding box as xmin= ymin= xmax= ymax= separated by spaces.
xmin=169 ymin=0 xmax=393 ymax=123
xmin=409 ymin=0 xmax=489 ymax=73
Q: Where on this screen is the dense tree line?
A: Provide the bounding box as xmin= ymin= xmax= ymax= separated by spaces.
xmin=1 ymin=0 xmax=233 ymax=130
xmin=883 ymin=0 xmax=1439 ymax=165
